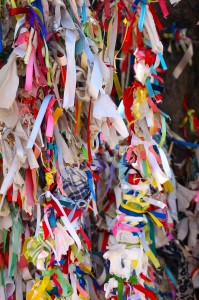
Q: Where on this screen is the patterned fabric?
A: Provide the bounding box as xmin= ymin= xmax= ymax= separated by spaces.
xmin=61 ymin=166 xmax=91 ymax=202
xmin=157 ymin=240 xmax=195 ymax=300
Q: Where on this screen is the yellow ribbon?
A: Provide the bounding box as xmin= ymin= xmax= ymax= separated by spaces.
xmin=45 ymin=172 xmax=54 ymax=186
xmin=132 ymin=87 xmax=148 ymax=121
xmin=120 ymin=202 xmax=148 ymax=213
xmin=163 ymin=180 xmax=174 ymax=193
xmin=53 ymin=107 xmax=63 ymax=125
xmin=148 ymin=212 xmax=163 ymax=227
xmin=145 ymin=251 xmax=160 ymax=268
xmin=10 ymin=0 xmax=20 ymax=21
xmin=123 ymin=194 xmax=150 ymax=210
xmin=26 ymin=276 xmax=50 ymax=300
xmin=113 ymin=73 xmax=123 ymax=99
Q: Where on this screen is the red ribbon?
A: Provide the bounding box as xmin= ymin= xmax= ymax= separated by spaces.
xmin=9 ymin=7 xmax=29 ymax=16
xmin=52 ymin=273 xmax=63 ymax=295
xmin=78 ymin=227 xmax=92 ymax=250
xmin=42 ymin=220 xmax=50 ymax=240
xmin=122 ymin=17 xmax=135 ymax=53
xmin=104 ymin=0 xmax=111 ymax=18
xmin=134 ymin=284 xmax=157 ymax=300
xmin=149 ymin=4 xmax=163 ymax=32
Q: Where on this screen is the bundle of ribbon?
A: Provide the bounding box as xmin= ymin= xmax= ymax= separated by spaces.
xmin=0 ymin=0 xmax=130 ymax=298
xmin=163 ymin=23 xmax=194 ymax=79
xmin=179 ymin=95 xmax=199 ymax=137
xmin=99 ymin=1 xmax=187 ymax=299
xmin=0 ymin=0 xmax=190 ymax=299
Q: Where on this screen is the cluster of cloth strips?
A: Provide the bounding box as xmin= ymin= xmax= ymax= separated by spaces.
xmin=0 ymin=0 xmax=198 ymax=299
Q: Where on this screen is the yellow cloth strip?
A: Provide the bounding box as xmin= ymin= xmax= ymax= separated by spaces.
xmin=53 ymin=107 xmax=63 ymax=125
xmin=148 ymin=212 xmax=163 ymax=227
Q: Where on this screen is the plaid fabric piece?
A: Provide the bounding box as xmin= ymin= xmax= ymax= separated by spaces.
xmin=61 ymin=166 xmax=91 ymax=202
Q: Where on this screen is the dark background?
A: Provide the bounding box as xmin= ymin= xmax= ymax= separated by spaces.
xmin=154 ymin=0 xmax=199 ymax=140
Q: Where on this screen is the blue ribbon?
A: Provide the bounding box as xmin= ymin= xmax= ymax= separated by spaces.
xmin=132 ymin=0 xmax=140 ymax=11
xmin=164 ymin=265 xmax=177 ymax=286
xmin=0 ymin=22 xmax=2 ymax=53
xmin=54 ymin=259 xmax=66 ymax=265
xmin=160 ymin=292 xmax=173 ymax=299
xmin=29 ymin=7 xmax=48 ymax=37
xmin=138 ymin=0 xmax=148 ymax=32
xmin=48 ymin=208 xmax=57 ymax=228
xmin=86 ymin=170 xmax=96 ymax=201
xmin=119 ymin=205 xmax=167 ymax=220
xmin=145 ymin=77 xmax=155 ymax=98
xmin=75 ymin=38 xmax=83 ymax=55
xmin=167 ymin=137 xmax=198 ymax=149
xmin=152 ymin=211 xmax=167 ymax=220
xmin=76 ymin=266 xmax=102 ymax=290
xmin=151 ymin=83 xmax=164 ymax=94
xmin=32 ymin=0 xmax=45 ymax=22
xmin=144 ymin=283 xmax=158 ymax=293
xmin=158 ymin=52 xmax=167 ymax=70
xmin=82 ymin=2 xmax=87 ymax=24
xmin=47 ymin=143 xmax=58 ymax=162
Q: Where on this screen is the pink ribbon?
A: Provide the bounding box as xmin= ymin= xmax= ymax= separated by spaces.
xmin=45 ymin=99 xmax=56 ymax=138
xmin=113 ymin=215 xmax=142 ymax=236
xmin=158 ymin=0 xmax=169 ymax=18
xmin=195 ymin=190 xmax=199 ymax=202
xmin=25 ymin=47 xmax=35 ymax=92
xmin=15 ymin=31 xmax=29 ymax=45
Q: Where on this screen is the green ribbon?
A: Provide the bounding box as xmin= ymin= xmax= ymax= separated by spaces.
xmin=0 ymin=267 xmax=4 ymax=286
xmin=42 ymin=269 xmax=73 ymax=297
xmin=142 ymin=159 xmax=149 ymax=177
xmin=82 ymin=145 xmax=88 ymax=160
xmin=158 ymin=115 xmax=166 ymax=148
xmin=105 ymin=274 xmax=138 ymax=299
xmin=118 ymin=277 xmax=124 ymax=300
xmin=9 ymin=253 xmax=17 ymax=278
xmin=129 ymin=275 xmax=138 ymax=285
xmin=9 ymin=204 xmax=24 ymax=277
xmin=84 ymin=22 xmax=100 ymax=44
xmin=147 ymin=217 xmax=156 ymax=255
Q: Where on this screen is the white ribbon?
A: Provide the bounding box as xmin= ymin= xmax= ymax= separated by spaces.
xmin=14 ymin=16 xmax=26 ymax=40
xmin=26 ymin=94 xmax=53 ymax=149
xmin=131 ymin=135 xmax=169 ymax=186
xmin=173 ymin=41 xmax=193 ymax=79
xmin=0 ymin=156 xmax=19 ymax=206
xmin=69 ymin=269 xmax=79 ymax=300
xmin=144 ymin=6 xmax=163 ymax=55
xmin=63 ymin=30 xmax=77 ymax=109
xmin=54 ymin=222 xmax=74 ymax=261
xmin=46 ymin=191 xmax=82 ymax=253
xmin=170 ymin=0 xmax=181 ymax=5
xmin=121 ymin=183 xmax=150 ymax=191
xmin=0 ymin=52 xmax=19 ymax=109
xmin=88 ymin=59 xmax=102 ymax=100
xmin=143 ymin=196 xmax=166 ymax=209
